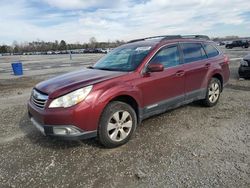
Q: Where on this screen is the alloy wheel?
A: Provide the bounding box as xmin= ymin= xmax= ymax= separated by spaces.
xmin=208 ymin=82 xmax=220 ymax=103
xmin=107 ymin=110 xmax=132 ymax=142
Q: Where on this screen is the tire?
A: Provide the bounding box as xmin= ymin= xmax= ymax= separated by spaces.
xmin=238 ymin=70 xmax=244 ymax=79
xmin=202 ymin=78 xmax=222 ymax=107
xmin=98 ymin=101 xmax=137 ymax=148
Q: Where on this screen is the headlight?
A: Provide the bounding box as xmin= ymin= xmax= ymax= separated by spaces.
xmin=240 ymin=59 xmax=248 ymax=66
xmin=49 ymin=85 xmax=93 ymax=108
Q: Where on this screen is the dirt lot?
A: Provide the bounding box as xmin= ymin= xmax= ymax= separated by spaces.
xmin=0 ymin=49 xmax=249 ymax=188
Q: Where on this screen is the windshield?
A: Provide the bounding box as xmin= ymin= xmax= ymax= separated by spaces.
xmin=93 ymin=45 xmax=152 ymax=72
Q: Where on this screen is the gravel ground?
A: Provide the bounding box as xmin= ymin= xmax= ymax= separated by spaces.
xmin=0 ymin=48 xmax=249 ymax=188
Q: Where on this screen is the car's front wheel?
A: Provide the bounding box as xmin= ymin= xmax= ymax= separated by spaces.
xmin=202 ymin=78 xmax=221 ymax=107
xmin=98 ymin=101 xmax=137 ymax=148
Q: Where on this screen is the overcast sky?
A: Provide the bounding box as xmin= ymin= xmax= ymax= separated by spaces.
xmin=0 ymin=0 xmax=250 ymax=45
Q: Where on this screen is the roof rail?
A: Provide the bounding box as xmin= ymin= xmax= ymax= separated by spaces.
xmin=127 ymin=35 xmax=210 ymax=43
xmin=181 ymin=35 xmax=210 ymax=40
xmin=127 ymin=35 xmax=181 ymax=43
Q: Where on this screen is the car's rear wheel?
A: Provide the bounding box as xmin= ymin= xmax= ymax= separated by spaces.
xmin=98 ymin=101 xmax=137 ymax=148
xmin=202 ymin=78 xmax=221 ymax=107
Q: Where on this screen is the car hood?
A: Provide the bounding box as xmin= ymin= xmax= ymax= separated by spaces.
xmin=35 ymin=68 xmax=127 ymax=98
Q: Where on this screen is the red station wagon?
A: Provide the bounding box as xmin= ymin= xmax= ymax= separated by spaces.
xmin=28 ymin=35 xmax=230 ymax=147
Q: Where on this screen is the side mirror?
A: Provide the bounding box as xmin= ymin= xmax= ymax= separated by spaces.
xmin=147 ymin=63 xmax=164 ymax=73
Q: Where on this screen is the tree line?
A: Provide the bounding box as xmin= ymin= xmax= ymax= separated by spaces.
xmin=211 ymin=35 xmax=250 ymax=42
xmin=2 ymin=35 xmax=247 ymax=54
xmin=0 ymin=37 xmax=125 ymax=54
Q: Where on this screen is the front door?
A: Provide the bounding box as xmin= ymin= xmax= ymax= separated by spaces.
xmin=138 ymin=44 xmax=185 ymax=117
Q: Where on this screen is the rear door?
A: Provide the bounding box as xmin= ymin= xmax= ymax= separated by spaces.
xmin=138 ymin=44 xmax=185 ymax=116
xmin=180 ymin=42 xmax=209 ymax=102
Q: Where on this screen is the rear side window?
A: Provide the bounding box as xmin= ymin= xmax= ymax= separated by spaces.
xmin=150 ymin=45 xmax=180 ymax=68
xmin=181 ymin=43 xmax=207 ymax=63
xmin=203 ymin=43 xmax=219 ymax=58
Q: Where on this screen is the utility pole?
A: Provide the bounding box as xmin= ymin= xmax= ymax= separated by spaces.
xmin=69 ymin=50 xmax=72 ymax=60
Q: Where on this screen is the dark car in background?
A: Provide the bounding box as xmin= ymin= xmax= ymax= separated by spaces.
xmin=84 ymin=48 xmax=107 ymax=53
xmin=218 ymin=41 xmax=225 ymax=46
xmin=239 ymin=54 xmax=250 ymax=78
xmin=225 ymin=40 xmax=249 ymax=49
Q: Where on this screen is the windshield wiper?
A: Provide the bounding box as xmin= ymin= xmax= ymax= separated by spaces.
xmin=87 ymin=66 xmax=94 ymax=69
xmin=94 ymin=67 xmax=117 ymax=71
xmin=87 ymin=66 xmax=114 ymax=71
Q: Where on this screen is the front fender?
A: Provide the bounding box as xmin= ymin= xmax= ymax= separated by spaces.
xmin=84 ymin=81 xmax=143 ymax=129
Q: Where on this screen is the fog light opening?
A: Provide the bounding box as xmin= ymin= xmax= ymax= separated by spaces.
xmin=53 ymin=127 xmax=81 ymax=135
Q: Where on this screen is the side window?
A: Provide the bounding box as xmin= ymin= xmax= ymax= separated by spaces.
xmin=150 ymin=45 xmax=180 ymax=68
xmin=181 ymin=43 xmax=207 ymax=63
xmin=203 ymin=43 xmax=219 ymax=58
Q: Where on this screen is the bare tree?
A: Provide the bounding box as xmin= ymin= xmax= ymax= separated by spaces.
xmin=89 ymin=37 xmax=97 ymax=48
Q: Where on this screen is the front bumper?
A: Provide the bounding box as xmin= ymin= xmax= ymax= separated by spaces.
xmin=29 ymin=116 xmax=97 ymax=140
xmin=239 ymin=66 xmax=250 ymax=78
xmin=28 ymin=98 xmax=99 ymax=140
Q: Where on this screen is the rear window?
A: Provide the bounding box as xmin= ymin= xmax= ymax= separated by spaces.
xmin=181 ymin=43 xmax=207 ymax=63
xmin=203 ymin=43 xmax=219 ymax=58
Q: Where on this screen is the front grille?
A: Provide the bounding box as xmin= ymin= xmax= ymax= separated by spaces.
xmin=31 ymin=89 xmax=48 ymax=109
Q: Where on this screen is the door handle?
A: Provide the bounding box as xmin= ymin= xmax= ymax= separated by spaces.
xmin=175 ymin=70 xmax=185 ymax=77
xmin=204 ymin=63 xmax=211 ymax=69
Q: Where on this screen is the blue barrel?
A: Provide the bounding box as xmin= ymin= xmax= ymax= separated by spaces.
xmin=11 ymin=62 xmax=23 ymax=75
